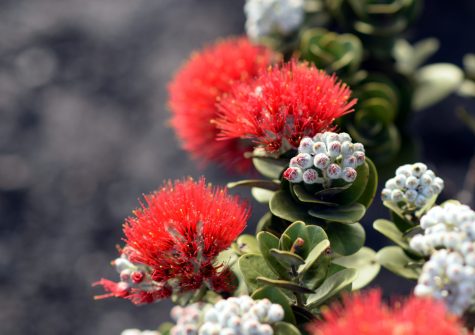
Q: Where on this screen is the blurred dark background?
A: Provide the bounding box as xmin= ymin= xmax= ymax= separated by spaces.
xmin=0 ymin=1 xmax=474 ymax=334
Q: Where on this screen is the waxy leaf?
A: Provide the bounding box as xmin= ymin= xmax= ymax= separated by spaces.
xmin=373 ymin=219 xmax=409 ymax=249
xmin=238 ymin=254 xmax=278 ymax=292
xmin=306 ymin=269 xmax=358 ymax=309
xmin=376 ymin=246 xmax=420 ymax=279
xmin=332 ymin=247 xmax=380 ymax=290
xmin=308 ymin=203 xmax=366 ymax=224
xmin=326 ymin=222 xmax=365 ymax=256
xmin=257 ymin=231 xmax=290 ymax=279
xmin=256 ymin=277 xmax=314 ymax=294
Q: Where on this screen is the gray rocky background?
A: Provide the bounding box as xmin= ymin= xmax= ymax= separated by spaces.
xmin=0 ymin=1 xmax=473 ymax=334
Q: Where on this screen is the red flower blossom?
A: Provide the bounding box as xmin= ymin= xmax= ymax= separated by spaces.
xmin=216 ymin=60 xmax=356 ymax=153
xmin=309 ymin=290 xmax=463 ymax=335
xmin=168 ymin=37 xmax=273 ymax=172
xmin=94 ymin=178 xmax=249 ymax=304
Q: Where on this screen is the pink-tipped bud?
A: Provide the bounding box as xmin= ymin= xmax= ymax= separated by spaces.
xmin=327 ymin=164 xmax=342 ymax=179
xmin=342 ymin=167 xmax=357 ymax=183
xmin=283 ymin=167 xmax=303 ymax=183
xmin=314 ymin=153 xmax=330 ymax=169
xmin=303 ymin=169 xmax=320 ymax=184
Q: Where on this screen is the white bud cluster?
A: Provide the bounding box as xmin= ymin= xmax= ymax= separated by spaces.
xmin=284 ymin=132 xmax=365 ymax=186
xmin=199 ymin=296 xmax=284 ymax=335
xmin=170 ymin=303 xmax=210 ymax=335
xmin=410 ymin=203 xmax=475 ymax=315
xmin=244 ymin=0 xmax=304 ymax=41
xmin=111 ymin=253 xmax=150 ymax=292
xmin=381 ymin=163 xmax=444 ymax=210
xmin=121 ymin=329 xmax=160 ymax=335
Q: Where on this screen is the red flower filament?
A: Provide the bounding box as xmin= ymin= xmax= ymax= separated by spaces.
xmin=168 ymin=37 xmax=273 ymax=172
xmin=309 ymin=289 xmax=463 ymax=335
xmin=216 ymin=60 xmax=356 ymax=153
xmin=94 ymin=178 xmax=249 ymax=304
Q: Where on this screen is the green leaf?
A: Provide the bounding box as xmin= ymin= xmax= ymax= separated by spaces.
xmin=291 ymin=184 xmax=338 ymax=206
xmin=256 ymin=211 xmax=273 ymax=233
xmin=308 ymin=203 xmax=366 ymax=224
xmin=376 ymin=246 xmax=420 ymax=280
xmin=252 ymin=187 xmax=275 ymax=204
xmin=227 ymin=179 xmax=280 ymax=190
xmin=280 ymin=221 xmax=327 ymax=256
xmin=413 ymin=63 xmax=464 ymax=111
xmin=270 ymin=191 xmax=323 ymax=226
xmin=256 ymin=277 xmax=314 ymax=294
xmin=270 ymin=249 xmax=306 ymax=267
xmin=298 ymin=239 xmax=330 ymax=276
xmin=373 ymin=219 xmax=410 ymax=249
xmin=257 ymin=231 xmax=291 ymax=279
xmin=273 ymin=322 xmax=302 ymax=335
xmin=306 ymin=269 xmax=358 ymax=309
xmin=326 ymin=222 xmax=365 ymax=256
xmin=333 ymin=161 xmax=370 ymax=206
xmin=253 ymin=156 xmax=288 ymax=179
xmin=332 ymin=247 xmax=380 ymax=290
xmin=238 ymin=254 xmax=278 ymax=293
xmin=356 ymin=158 xmax=378 ymax=209
xmin=251 ymin=286 xmax=296 ymax=324
xmin=235 ymin=234 xmax=261 ymax=254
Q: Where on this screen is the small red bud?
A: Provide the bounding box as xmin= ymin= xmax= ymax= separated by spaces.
xmin=131 ymin=271 xmax=145 ymax=284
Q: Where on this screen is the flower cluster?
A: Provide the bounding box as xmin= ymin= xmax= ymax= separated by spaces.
xmin=216 ymin=61 xmax=356 ymax=153
xmin=168 ymin=37 xmax=272 ymax=172
xmin=309 ymin=289 xmax=463 ymax=335
xmin=283 ymin=132 xmax=365 ymax=187
xmin=170 ymin=303 xmax=209 ymax=335
xmin=381 ymin=163 xmax=444 ymax=210
xmin=93 ymin=247 xmax=171 ymax=305
xmin=200 ymin=296 xmax=284 ymax=335
xmin=94 ymin=178 xmax=249 ymax=304
xmin=168 ymin=296 xmax=284 ymax=335
xmin=244 ymin=0 xmax=305 ymax=41
xmin=410 ymin=203 xmax=475 ymax=315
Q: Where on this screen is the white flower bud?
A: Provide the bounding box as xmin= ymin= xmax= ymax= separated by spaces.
xmin=283 ymin=167 xmax=303 ymax=183
xmin=324 ymin=132 xmax=339 ymax=144
xmin=114 ymin=258 xmax=134 ymax=273
xmin=353 ymin=151 xmax=365 ymax=166
xmin=412 ymin=163 xmax=427 ymax=177
xmin=396 ymin=164 xmax=412 ymax=177
xmin=404 ymin=189 xmax=418 ymax=202
xmin=342 ymin=167 xmax=357 ymax=183
xmin=257 ymin=324 xmax=273 ymax=335
xmin=414 ymin=284 xmax=433 ymax=297
xmin=393 ymin=175 xmax=406 ymax=188
xmin=338 ymin=132 xmax=352 ymax=143
xmin=340 ymin=141 xmax=354 ymax=156
xmin=314 ymin=153 xmax=330 ymax=169
xmin=327 ymin=141 xmax=342 ymax=158
xmin=292 ymin=153 xmax=313 ymax=169
xmin=353 ymin=142 xmax=364 ymax=153
xmin=385 ymin=178 xmax=398 ymax=190
xmin=391 ymin=189 xmax=404 ymax=202
xmin=414 ymin=195 xmax=427 ymax=208
xmin=420 ymin=173 xmax=433 ymax=187
xmin=342 ymin=155 xmax=357 ymax=168
xmin=303 ymin=169 xmax=321 ymax=184
xmin=405 ymin=176 xmax=419 ymax=189
xmin=312 ymin=142 xmax=327 ymax=155
xmin=266 ymin=304 xmax=284 ymax=323
xmin=298 ymin=137 xmax=314 ymax=154
xmin=381 ymin=188 xmax=392 ymax=202
xmin=327 ymin=164 xmax=341 ymax=179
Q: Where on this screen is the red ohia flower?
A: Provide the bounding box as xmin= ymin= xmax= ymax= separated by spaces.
xmin=94 ymin=178 xmax=249 ymax=304
xmin=308 ymin=289 xmax=463 ymax=335
xmin=168 ymin=37 xmax=273 ymax=172
xmin=216 ymin=60 xmax=356 ymax=153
